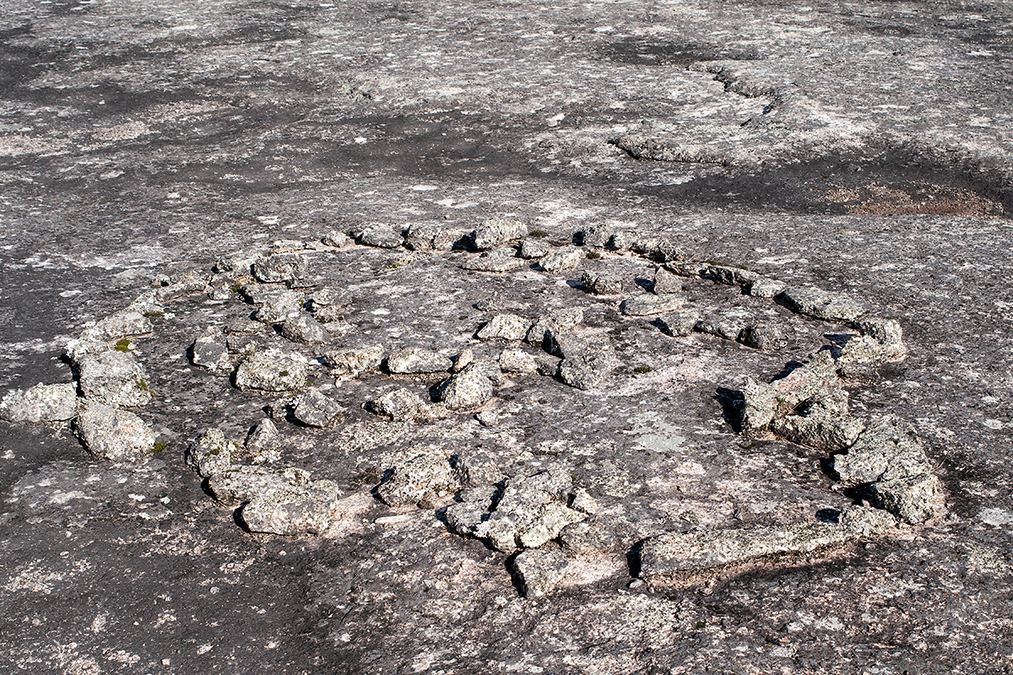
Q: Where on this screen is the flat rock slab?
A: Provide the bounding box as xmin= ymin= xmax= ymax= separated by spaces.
xmin=75 ymin=402 xmax=156 ymax=462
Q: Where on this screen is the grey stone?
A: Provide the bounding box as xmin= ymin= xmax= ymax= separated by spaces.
xmin=781 ymin=286 xmax=865 ymax=323
xmin=208 ymin=465 xmax=312 ymax=505
xmin=359 ymin=223 xmax=404 ymax=248
xmin=461 ymin=252 xmax=526 ymax=272
xmin=569 ymin=488 xmax=598 ymax=515
xmin=558 ymin=518 xmax=619 ymax=557
xmin=451 ymin=348 xmax=474 ymax=373
xmin=620 ymin=294 xmax=686 ymax=316
xmin=519 ymin=238 xmax=550 ymax=259
xmin=511 ymin=549 xmax=570 ymax=598
xmin=234 ymin=349 xmax=310 ymax=393
xmin=639 ymin=507 xmax=895 ymax=586
xmin=376 ymin=451 xmax=459 ymax=507
xmin=869 ymin=474 xmax=945 ymax=525
xmin=250 ymin=288 xmax=304 ymax=325
xmin=215 ymin=249 xmax=260 ymax=276
xmin=832 ymin=420 xmax=934 ymax=485
xmin=281 ymin=313 xmax=331 ymax=344
xmin=386 ymin=347 xmax=453 ymax=374
xmin=471 ymin=218 xmax=527 ymax=250
xmin=653 ymin=266 xmax=683 ymax=295
xmin=79 ymin=307 xmax=153 ymax=343
xmin=191 ymin=334 xmax=232 ymax=374
xmin=481 ymin=468 xmax=585 ymax=553
xmin=581 ymin=269 xmax=625 ymax=295
xmin=477 ymin=313 xmax=531 ymax=341
xmin=739 ymin=323 xmax=788 ymax=351
xmin=838 ymin=318 xmax=905 ymax=365
xmin=293 ymin=389 xmax=345 ymax=427
xmin=251 ymin=254 xmax=308 ymax=284
xmin=445 ymin=486 xmax=500 ymax=539
xmin=186 ymin=428 xmax=239 ymax=478
xmin=450 ymin=452 xmax=507 ymax=487
xmin=608 ymin=230 xmax=637 ymax=251
xmin=76 ymin=349 xmax=152 ymax=408
xmin=0 ymin=383 xmax=79 ymax=423
xmin=402 ymin=223 xmax=438 ymax=251
xmin=322 ymin=344 xmax=385 ymax=378
xmin=539 ymin=245 xmax=582 ymax=272
xmin=321 ymin=230 xmax=351 ymax=248
xmin=535 ymin=353 xmax=563 ymax=377
xmin=525 ymin=307 xmax=584 ymax=350
xmin=739 ymin=351 xmax=840 ymax=435
xmin=436 ymin=361 xmax=497 ymax=410
xmin=75 ymin=402 xmax=156 ymax=462
xmin=555 ymin=334 xmax=618 ymax=390
xmin=369 ymin=388 xmax=446 ymax=423
xmin=695 ymin=313 xmax=749 ymax=341
xmin=498 ymin=348 xmax=538 ymax=374
xmin=245 ymin=418 xmax=282 ymax=464
xmin=658 ymin=310 xmax=700 ymax=337
xmin=769 ymin=389 xmax=866 ymax=453
xmin=750 ymin=277 xmax=788 ymax=298
xmin=632 ymin=237 xmax=686 ymax=263
xmin=579 ymin=223 xmax=615 ymax=248
xmin=240 ymin=480 xmax=343 ymax=536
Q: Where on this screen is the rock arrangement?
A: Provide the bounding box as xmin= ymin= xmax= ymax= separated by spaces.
xmin=0 ymin=216 xmax=946 ymax=596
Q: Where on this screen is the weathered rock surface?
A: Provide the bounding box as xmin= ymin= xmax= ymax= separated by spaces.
xmin=240 ymin=480 xmax=343 ymax=536
xmin=251 ymin=254 xmax=308 ymax=284
xmin=76 ymin=350 xmax=152 ymax=408
xmin=658 ymin=310 xmax=701 ymax=337
xmin=554 ymin=334 xmax=617 ymax=390
xmin=739 ymin=322 xmax=788 ymax=351
xmin=280 ymin=313 xmax=331 ymax=344
xmin=75 ymin=402 xmax=156 ymax=462
xmin=538 ymin=245 xmax=582 ymax=272
xmin=293 ymin=389 xmax=345 ymax=427
xmin=511 ymin=549 xmax=570 ymax=598
xmin=781 ymin=286 xmax=865 ymax=323
xmin=621 ymin=294 xmax=686 ymax=316
xmin=460 ymin=251 xmax=526 ymax=272
xmin=191 ymin=333 xmax=232 ymax=374
xmin=476 ymin=313 xmax=531 ymax=341
xmin=0 ymin=383 xmax=78 ymax=423
xmin=208 ymin=465 xmax=312 ymax=506
xmin=385 ymin=347 xmax=453 ymax=374
xmin=519 ymin=238 xmax=550 ymax=259
xmin=436 ymin=361 xmax=497 ymax=410
xmin=369 ymin=388 xmax=446 ymax=423
xmin=498 ymin=348 xmax=538 ymax=374
xmin=376 ymin=451 xmax=459 ymax=507
xmin=234 ymin=349 xmax=310 ymax=393
xmin=640 ymin=507 xmax=896 ymax=587
xmin=323 ymin=344 xmax=385 ymax=378
xmin=248 ymin=287 xmax=305 ymax=325
xmin=186 ymin=428 xmax=239 ymax=478
xmin=525 ymin=307 xmax=583 ymax=350
xmin=581 ymin=269 xmax=625 ymax=295
xmin=358 ymin=223 xmax=404 ymax=248
xmin=244 ymin=418 xmax=282 ymax=464
xmin=471 ymin=218 xmax=527 ymax=250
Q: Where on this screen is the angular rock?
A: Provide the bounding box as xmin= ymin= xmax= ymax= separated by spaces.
xmin=191 ymin=333 xmax=232 ymax=374
xmin=280 ymin=313 xmax=331 ymax=344
xmin=322 ymin=344 xmax=385 ymax=378
xmin=781 ymin=286 xmax=865 ymax=323
xmin=76 ymin=350 xmax=152 ymax=408
xmin=739 ymin=322 xmax=788 ymax=351
xmin=738 ymin=351 xmax=840 ymax=435
xmin=769 ymin=388 xmax=866 ymax=453
xmin=555 ymin=334 xmax=617 ymax=390
xmin=359 ymin=223 xmax=404 ymax=249
xmin=838 ymin=318 xmax=905 ymax=365
xmin=445 ymin=486 xmax=500 ymax=539
xmin=579 ymin=223 xmax=615 ymax=248
xmin=251 ymin=254 xmax=308 ymax=284
xmin=321 ymin=231 xmax=351 ymax=248
xmin=187 ymin=428 xmax=239 ymax=478
xmin=481 ymin=469 xmax=586 ymax=553
xmin=215 ymin=249 xmax=260 ymax=277
xmin=653 ymin=267 xmax=683 ymax=295
xmin=519 ymin=238 xmax=550 ymax=259
xmin=695 ymin=312 xmax=750 ymax=341
xmin=608 ymin=230 xmax=637 ymax=251
xmin=249 ymin=288 xmax=304 ymax=325
xmin=208 ymin=465 xmax=312 ymax=505
xmin=369 ymin=388 xmax=445 ymax=423
xmin=376 ymin=451 xmax=459 ymax=507
xmin=245 ymin=418 xmax=282 ymax=464
xmin=749 ymin=277 xmax=788 ymax=299
xmin=79 ymin=307 xmax=152 ymax=343
xmin=869 ymin=474 xmax=945 ymax=525
xmin=477 ymin=313 xmax=531 ymax=341
xmin=234 ymin=349 xmax=310 ymax=393
xmin=581 ymin=269 xmax=625 ymax=295
xmin=558 ymin=518 xmax=619 ymax=556
xmin=631 ymin=236 xmax=685 ymax=263
xmin=386 ymin=347 xmax=453 ymax=374
xmin=471 ymin=218 xmax=527 ymax=250
xmin=539 ymin=245 xmax=582 ymax=272
xmin=498 ymin=348 xmax=538 ymax=374
xmin=293 ymin=389 xmax=345 ymax=427
xmin=525 ymin=307 xmax=583 ymax=351
xmin=75 ymin=402 xmax=156 ymax=462
xmin=0 ymin=383 xmax=78 ymax=423
xmin=620 ymin=294 xmax=686 ymax=316
xmin=658 ymin=310 xmax=700 ymax=337
xmin=402 ymin=222 xmax=438 ymax=251
xmin=240 ymin=480 xmax=342 ymax=536
xmin=461 ymin=251 xmax=526 ymax=272
xmin=511 ymin=549 xmax=570 ymax=598
xmin=436 ymin=361 xmax=497 ymax=410
xmin=639 ymin=507 xmax=895 ymax=586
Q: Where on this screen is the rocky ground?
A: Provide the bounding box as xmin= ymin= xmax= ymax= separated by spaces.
xmin=1 ymin=1 xmax=1012 ymax=673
